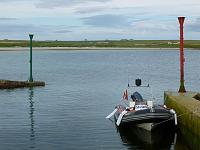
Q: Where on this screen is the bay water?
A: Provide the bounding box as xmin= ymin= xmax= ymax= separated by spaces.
xmin=0 ymin=49 xmax=199 ymax=150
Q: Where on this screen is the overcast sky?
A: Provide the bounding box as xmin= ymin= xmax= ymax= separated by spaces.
xmin=0 ymin=0 xmax=199 ymax=40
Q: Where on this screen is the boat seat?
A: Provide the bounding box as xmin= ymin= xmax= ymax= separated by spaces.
xmin=147 ymin=100 xmax=153 ymax=108
xmin=129 ymin=101 xmax=135 ymax=108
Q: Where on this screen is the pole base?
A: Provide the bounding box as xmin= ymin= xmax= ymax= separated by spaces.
xmin=29 ymin=78 xmax=33 ymax=82
xmin=178 ymin=85 xmax=186 ymax=93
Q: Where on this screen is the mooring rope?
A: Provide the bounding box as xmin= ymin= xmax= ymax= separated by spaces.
xmin=152 ymin=108 xmax=200 ymax=127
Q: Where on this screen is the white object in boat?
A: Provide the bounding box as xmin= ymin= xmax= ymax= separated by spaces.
xmin=129 ymin=101 xmax=135 ymax=108
xmin=135 ymin=105 xmax=148 ymax=111
xmin=147 ymin=100 xmax=153 ymax=108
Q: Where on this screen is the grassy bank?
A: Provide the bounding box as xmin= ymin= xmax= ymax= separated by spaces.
xmin=0 ymin=40 xmax=200 ymax=49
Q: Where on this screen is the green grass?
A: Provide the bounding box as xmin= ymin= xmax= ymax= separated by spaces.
xmin=0 ymin=40 xmax=200 ymax=49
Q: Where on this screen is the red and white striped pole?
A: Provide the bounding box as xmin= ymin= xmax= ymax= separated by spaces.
xmin=178 ymin=17 xmax=186 ymax=93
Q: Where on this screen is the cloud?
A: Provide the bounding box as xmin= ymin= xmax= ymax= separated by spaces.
xmin=0 ymin=0 xmax=21 ymax=1
xmin=0 ymin=0 xmax=27 ymax=2
xmin=0 ymin=23 xmax=78 ymax=40
xmin=0 ymin=24 xmax=43 ymax=33
xmin=75 ymin=6 xmax=106 ymax=14
xmin=82 ymin=14 xmax=133 ymax=28
xmin=36 ymin=0 xmax=109 ymax=9
xmin=187 ymin=17 xmax=200 ymax=32
xmin=54 ymin=30 xmax=72 ymax=33
xmin=0 ymin=17 xmax=17 ymax=21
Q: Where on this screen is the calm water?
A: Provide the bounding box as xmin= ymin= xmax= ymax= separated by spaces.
xmin=0 ymin=49 xmax=199 ymax=150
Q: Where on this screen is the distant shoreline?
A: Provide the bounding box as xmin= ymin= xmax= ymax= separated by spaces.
xmin=0 ymin=40 xmax=200 ymax=50
xmin=0 ymin=47 xmax=197 ymax=51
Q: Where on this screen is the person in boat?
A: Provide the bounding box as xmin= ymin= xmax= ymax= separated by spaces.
xmin=128 ymin=92 xmax=148 ymax=111
xmin=131 ymin=92 xmax=143 ymax=102
xmin=127 ymin=92 xmax=142 ymax=111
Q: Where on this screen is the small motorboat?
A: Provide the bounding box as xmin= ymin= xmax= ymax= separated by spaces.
xmin=106 ymin=79 xmax=177 ymax=131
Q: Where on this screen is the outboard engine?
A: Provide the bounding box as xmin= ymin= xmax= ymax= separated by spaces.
xmin=135 ymin=79 xmax=142 ymax=86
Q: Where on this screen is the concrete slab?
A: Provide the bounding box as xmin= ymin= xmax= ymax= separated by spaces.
xmin=0 ymin=80 xmax=45 ymax=89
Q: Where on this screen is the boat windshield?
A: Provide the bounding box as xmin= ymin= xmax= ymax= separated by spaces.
xmin=127 ymin=85 xmax=153 ymax=102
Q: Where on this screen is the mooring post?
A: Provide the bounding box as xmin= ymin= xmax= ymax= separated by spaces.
xmin=178 ymin=17 xmax=186 ymax=93
xmin=29 ymin=34 xmax=34 ymax=82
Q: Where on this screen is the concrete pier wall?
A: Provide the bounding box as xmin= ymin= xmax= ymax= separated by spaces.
xmin=164 ymin=91 xmax=200 ymax=150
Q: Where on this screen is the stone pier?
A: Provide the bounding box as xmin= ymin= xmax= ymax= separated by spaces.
xmin=164 ymin=91 xmax=200 ymax=150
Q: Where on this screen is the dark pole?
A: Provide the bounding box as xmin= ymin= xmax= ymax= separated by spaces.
xmin=29 ymin=34 xmax=34 ymax=82
xmin=178 ymin=17 xmax=186 ymax=93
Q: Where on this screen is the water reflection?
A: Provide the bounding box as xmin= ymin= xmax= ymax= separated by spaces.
xmin=28 ymin=88 xmax=35 ymax=149
xmin=117 ymin=125 xmax=176 ymax=150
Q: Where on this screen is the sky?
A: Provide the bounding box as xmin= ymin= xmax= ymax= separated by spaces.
xmin=0 ymin=0 xmax=200 ymax=41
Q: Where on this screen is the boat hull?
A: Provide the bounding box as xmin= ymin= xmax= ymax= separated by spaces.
xmin=117 ymin=123 xmax=176 ymax=149
xmin=114 ymin=105 xmax=175 ymax=130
